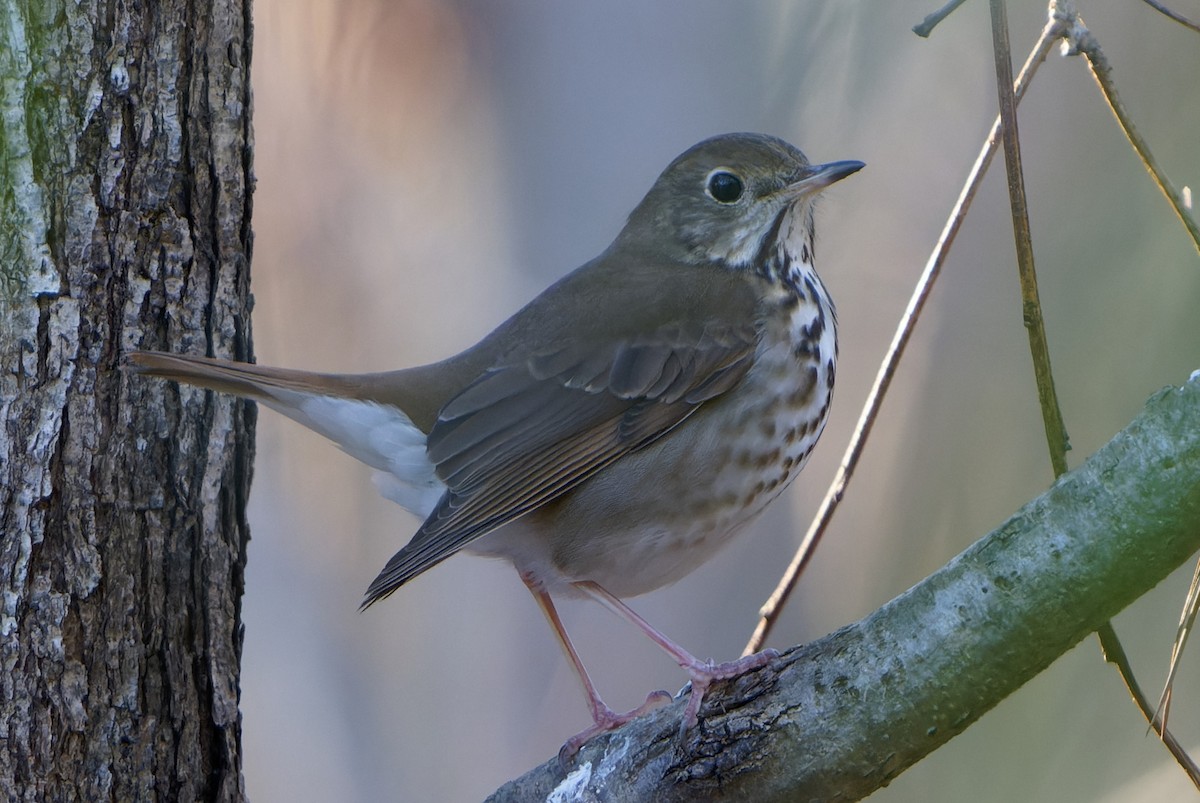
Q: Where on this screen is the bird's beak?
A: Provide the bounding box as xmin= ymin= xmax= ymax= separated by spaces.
xmin=781 ymin=160 xmax=865 ymax=199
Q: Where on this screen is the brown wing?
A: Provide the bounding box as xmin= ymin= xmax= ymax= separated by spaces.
xmin=361 ymin=320 xmax=757 ymax=605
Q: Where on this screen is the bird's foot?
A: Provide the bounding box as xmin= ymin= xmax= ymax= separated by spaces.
xmin=679 ymin=648 xmax=781 ymax=732
xmin=558 ymin=689 xmax=673 ymax=764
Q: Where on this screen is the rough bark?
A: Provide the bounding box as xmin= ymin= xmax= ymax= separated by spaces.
xmin=489 ymin=376 xmax=1200 ymax=802
xmin=0 ymin=1 xmax=253 ymax=800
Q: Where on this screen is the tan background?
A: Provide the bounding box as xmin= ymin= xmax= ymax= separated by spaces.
xmin=242 ymin=1 xmax=1200 ymax=800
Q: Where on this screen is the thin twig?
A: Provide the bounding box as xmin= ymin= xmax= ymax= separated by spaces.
xmin=1098 ymin=623 xmax=1200 ymax=786
xmin=995 ymin=2 xmax=1199 ymax=787
xmin=501 ymin=381 xmax=1200 ymax=802
xmin=1155 ymin=551 xmax=1200 ymax=730
xmin=989 ymin=0 xmax=1070 ymax=476
xmin=1141 ymin=0 xmax=1200 ymax=34
xmin=1055 ymin=2 xmax=1200 ymax=782
xmin=1065 ymin=10 xmax=1200 ymax=256
xmin=744 ymin=12 xmax=1068 ymax=656
xmin=913 ymin=0 xmax=971 ymax=37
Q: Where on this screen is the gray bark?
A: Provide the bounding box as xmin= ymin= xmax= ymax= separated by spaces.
xmin=489 ymin=376 xmax=1200 ymax=802
xmin=0 ymin=1 xmax=253 ymax=800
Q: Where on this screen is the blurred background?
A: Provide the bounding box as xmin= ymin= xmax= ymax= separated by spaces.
xmin=243 ymin=1 xmax=1200 ymax=800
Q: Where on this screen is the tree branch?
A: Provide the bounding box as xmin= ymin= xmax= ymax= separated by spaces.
xmin=744 ymin=10 xmax=1068 ymax=655
xmin=490 ymin=375 xmax=1200 ymax=802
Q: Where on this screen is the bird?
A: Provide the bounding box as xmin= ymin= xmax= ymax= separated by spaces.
xmin=128 ymin=132 xmax=862 ymax=756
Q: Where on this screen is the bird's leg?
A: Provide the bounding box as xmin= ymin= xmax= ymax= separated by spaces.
xmin=573 ymin=580 xmax=779 ymax=732
xmin=520 ymin=572 xmax=671 ymax=759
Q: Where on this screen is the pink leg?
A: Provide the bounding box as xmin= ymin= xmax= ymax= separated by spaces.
xmin=520 ymin=572 xmax=670 ymax=758
xmin=574 ymin=580 xmax=779 ymax=731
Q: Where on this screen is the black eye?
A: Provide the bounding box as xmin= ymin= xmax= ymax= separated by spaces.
xmin=706 ymin=171 xmax=744 ymax=204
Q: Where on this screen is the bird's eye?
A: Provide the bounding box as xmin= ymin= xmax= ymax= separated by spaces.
xmin=706 ymin=170 xmax=744 ymax=204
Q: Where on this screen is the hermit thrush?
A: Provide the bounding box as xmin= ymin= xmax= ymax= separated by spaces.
xmin=129 ymin=132 xmax=861 ymax=754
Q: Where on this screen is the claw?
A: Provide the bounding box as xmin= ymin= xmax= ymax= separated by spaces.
xmin=679 ymin=648 xmax=781 ymax=732
xmin=558 ymin=689 xmax=672 ymax=763
xmin=535 ymin=577 xmax=781 ymax=757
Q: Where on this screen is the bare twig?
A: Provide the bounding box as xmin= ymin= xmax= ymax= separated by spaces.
xmin=501 ymin=382 xmax=1200 ymax=801
xmin=1052 ymin=3 xmax=1200 ymax=783
xmin=1141 ymin=0 xmax=1200 ymax=34
xmin=913 ymin=0 xmax=971 ymax=37
xmin=989 ymin=0 xmax=1069 ymax=476
xmin=744 ymin=12 xmax=1068 ymax=656
xmin=1097 ymin=623 xmax=1200 ymax=785
xmin=752 ymin=4 xmax=1200 ymax=785
xmin=1064 ymin=9 xmax=1200 ymax=256
xmin=1155 ymin=556 xmax=1200 ymax=730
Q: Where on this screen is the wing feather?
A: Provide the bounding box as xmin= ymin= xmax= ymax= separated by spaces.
xmin=361 ymin=320 xmax=759 ymax=605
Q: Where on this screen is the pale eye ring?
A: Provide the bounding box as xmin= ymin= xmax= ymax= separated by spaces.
xmin=705 ymin=169 xmax=744 ymax=204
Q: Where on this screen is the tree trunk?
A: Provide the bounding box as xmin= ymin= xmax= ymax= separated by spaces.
xmin=0 ymin=1 xmax=253 ymax=800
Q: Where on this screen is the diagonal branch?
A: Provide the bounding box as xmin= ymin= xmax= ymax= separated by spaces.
xmin=1065 ymin=5 xmax=1200 ymax=257
xmin=1155 ymin=557 xmax=1200 ymax=731
xmin=1053 ymin=1 xmax=1200 ymax=782
xmin=912 ymin=0 xmax=970 ymax=38
xmin=1096 ymin=624 xmax=1200 ymax=785
xmin=1140 ymin=0 xmax=1200 ymax=34
xmin=493 ymin=378 xmax=1200 ymax=802
xmin=744 ymin=11 xmax=1070 ymax=656
xmin=990 ymin=0 xmax=1071 ymax=478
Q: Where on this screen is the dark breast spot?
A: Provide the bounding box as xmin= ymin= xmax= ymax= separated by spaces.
xmin=801 ymin=317 xmax=823 ymax=342
xmin=803 ymin=275 xmax=823 ymax=307
xmin=793 ymin=365 xmax=819 ymax=405
xmin=757 ymin=447 xmax=781 ymax=468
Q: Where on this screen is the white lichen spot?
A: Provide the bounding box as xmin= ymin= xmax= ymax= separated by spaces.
xmin=109 ymin=62 xmax=130 ymax=95
xmin=48 ymin=300 xmax=82 ymax=373
xmin=547 ymin=762 xmax=592 ymax=803
xmin=83 ymin=77 xmax=103 ymax=128
xmin=66 ymin=176 xmax=99 ymax=265
xmin=596 ymin=736 xmax=631 ymax=779
xmin=107 ymin=114 xmax=122 ymax=151
xmin=1 ymin=590 xmax=18 ymax=636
